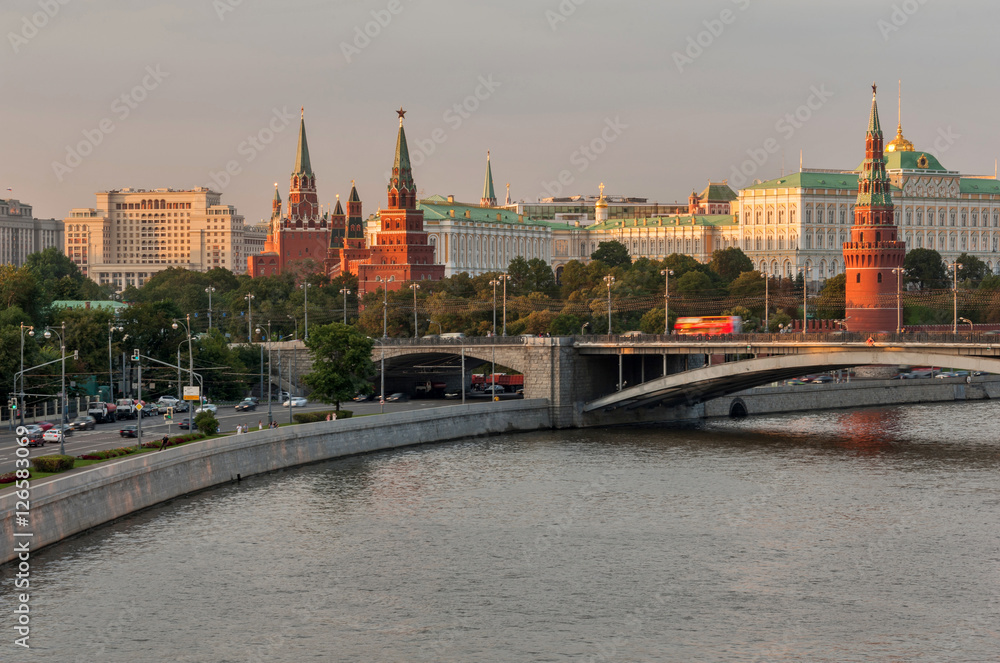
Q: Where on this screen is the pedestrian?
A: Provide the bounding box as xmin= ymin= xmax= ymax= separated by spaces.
xmin=236 ymin=424 xmax=242 ymax=435
xmin=159 ymin=435 xmax=169 ymax=451
xmin=258 ymin=419 xmax=262 ymax=430
xmin=332 ymin=412 xmax=338 ymax=421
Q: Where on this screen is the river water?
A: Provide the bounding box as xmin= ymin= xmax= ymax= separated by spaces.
xmin=5 ymin=401 xmax=1000 ymax=662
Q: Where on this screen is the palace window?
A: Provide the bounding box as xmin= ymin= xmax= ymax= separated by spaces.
xmin=805 ymin=209 xmax=812 ymax=224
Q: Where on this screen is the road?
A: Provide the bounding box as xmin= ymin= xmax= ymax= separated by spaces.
xmin=0 ymin=397 xmax=493 ymax=476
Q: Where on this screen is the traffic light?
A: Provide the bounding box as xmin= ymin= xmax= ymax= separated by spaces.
xmin=8 ymin=398 xmax=16 ymax=411
xmin=132 ymin=348 xmax=140 ymax=361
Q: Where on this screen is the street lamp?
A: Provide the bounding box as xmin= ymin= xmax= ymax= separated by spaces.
xmin=244 ymin=293 xmax=255 ymax=342
xmin=489 ymin=277 xmax=500 ymax=397
xmin=603 ymin=275 xmax=616 ymax=334
xmin=301 ymin=282 xmax=311 ymax=341
xmin=660 ymin=269 xmax=674 ymax=334
xmin=375 ymin=275 xmax=396 ymax=338
xmin=759 ymin=271 xmax=770 ymax=332
xmin=428 ymin=319 xmax=442 ymax=335
xmin=798 ymin=266 xmax=811 ymax=333
xmin=43 ymin=323 xmax=67 ymax=455
xmin=339 ymin=288 xmax=351 ymax=325
xmin=949 ymin=262 xmax=964 ymax=333
xmin=500 ymin=274 xmax=512 ymax=336
xmin=958 ymin=316 xmax=974 ymax=332
xmin=205 ymin=286 xmax=216 ymax=330
xmin=171 ymin=315 xmax=195 ymax=407
xmin=16 ymin=324 xmax=34 ymax=429
xmin=255 ymin=322 xmax=273 ymax=424
xmin=287 ymin=314 xmax=298 ymax=340
xmin=409 ymin=283 xmax=420 ymax=338
xmin=108 ymin=322 xmax=124 ymax=400
xmin=891 ymin=267 xmax=904 ymax=333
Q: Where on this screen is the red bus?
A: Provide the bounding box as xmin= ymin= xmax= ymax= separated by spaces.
xmin=673 ymin=316 xmax=743 ymax=336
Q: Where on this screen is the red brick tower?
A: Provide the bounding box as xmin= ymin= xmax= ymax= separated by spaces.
xmin=844 ymin=84 xmax=905 ymax=332
xmin=357 ymin=109 xmax=444 ymax=296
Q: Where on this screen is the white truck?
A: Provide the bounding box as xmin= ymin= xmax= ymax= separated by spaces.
xmin=87 ymin=401 xmax=118 ymax=424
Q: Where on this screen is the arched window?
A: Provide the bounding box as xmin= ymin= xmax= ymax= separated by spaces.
xmin=856 ymin=273 xmax=861 ymax=283
xmin=877 ymin=272 xmax=883 ymax=283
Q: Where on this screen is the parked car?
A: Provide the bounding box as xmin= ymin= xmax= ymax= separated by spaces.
xmin=70 ymin=416 xmax=96 ymax=431
xmin=119 ymin=425 xmax=138 ymax=438
xmin=386 ymin=392 xmax=409 ymax=402
xmin=235 ymin=399 xmax=257 ymax=412
xmin=195 ymin=403 xmax=218 ymax=414
xmin=282 ymin=397 xmax=308 ymax=408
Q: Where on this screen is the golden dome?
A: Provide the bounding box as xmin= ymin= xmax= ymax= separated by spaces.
xmin=885 ymin=123 xmax=914 ymax=152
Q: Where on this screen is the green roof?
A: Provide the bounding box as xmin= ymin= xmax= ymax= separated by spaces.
xmin=418 ymin=198 xmax=552 ymax=227
xmin=698 ymin=182 xmax=737 ymax=202
xmin=482 ymin=153 xmax=496 ymax=203
xmin=878 ymin=150 xmax=950 ymax=172
xmin=746 ymin=172 xmax=860 ymax=191
xmin=960 ymin=178 xmax=1000 ymax=194
xmin=587 ymin=214 xmax=736 ymax=231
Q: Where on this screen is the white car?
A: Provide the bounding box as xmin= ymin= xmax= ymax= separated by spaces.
xmin=195 ymin=403 xmax=218 ymax=414
xmin=282 ymin=397 xmax=308 ymax=408
xmin=157 ymin=396 xmax=180 ymax=406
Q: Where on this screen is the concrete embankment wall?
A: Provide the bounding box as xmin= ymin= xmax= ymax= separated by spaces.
xmin=703 ymin=376 xmax=1000 ymax=418
xmin=0 ymin=399 xmax=551 ymax=565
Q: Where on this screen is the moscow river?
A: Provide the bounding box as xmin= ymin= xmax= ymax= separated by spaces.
xmin=5 ymin=400 xmax=1000 ymax=662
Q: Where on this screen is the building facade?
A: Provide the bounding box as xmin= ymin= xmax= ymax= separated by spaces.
xmin=0 ymin=198 xmax=63 ymax=267
xmin=64 ymin=187 xmax=246 ymax=289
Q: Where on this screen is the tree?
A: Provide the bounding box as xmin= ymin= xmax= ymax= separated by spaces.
xmin=954 ymin=253 xmax=989 ymax=286
xmin=302 ymin=323 xmax=376 ymax=411
xmin=708 ymin=247 xmax=754 ymax=283
xmin=728 ymin=271 xmax=765 ymax=299
xmin=813 ymin=273 xmax=846 ymax=320
xmin=194 ymin=410 xmax=219 ymax=435
xmin=590 ymin=240 xmax=632 ymax=268
xmin=904 ymin=248 xmax=947 ymax=290
xmin=674 ymin=270 xmax=712 ymax=296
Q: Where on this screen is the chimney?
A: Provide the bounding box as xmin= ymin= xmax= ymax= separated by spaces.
xmin=447 ymin=195 xmax=455 ymax=203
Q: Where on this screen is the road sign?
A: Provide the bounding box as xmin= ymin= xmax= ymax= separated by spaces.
xmin=183 ymin=386 xmax=201 ymax=401
xmin=135 ymin=402 xmax=144 ymax=412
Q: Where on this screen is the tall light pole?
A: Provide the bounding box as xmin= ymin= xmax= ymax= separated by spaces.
xmin=256 ymin=322 xmax=273 ymax=424
xmin=949 ymin=262 xmax=964 ymax=333
xmin=501 ymin=274 xmax=512 ymax=336
xmin=891 ymin=267 xmax=904 ymax=333
xmin=244 ymin=293 xmax=255 ymax=342
xmin=287 ymin=314 xmax=298 ymax=340
xmin=171 ymin=315 xmax=195 ymax=404
xmin=376 ymin=275 xmax=396 ymax=338
xmin=798 ymin=266 xmax=811 ymax=333
xmin=958 ymin=316 xmax=973 ymax=332
xmin=603 ymin=274 xmax=616 ymax=334
xmin=489 ymin=277 xmax=500 ymax=396
xmin=108 ymin=322 xmax=124 ymax=400
xmin=205 ymin=286 xmax=216 ymax=330
xmin=43 ymin=323 xmax=67 ymax=455
xmin=18 ymin=324 xmax=34 ymax=429
xmin=759 ymin=271 xmax=769 ymax=332
xmin=660 ymin=269 xmax=673 ymax=334
xmin=428 ymin=319 xmax=442 ymax=335
xmin=409 ymin=283 xmax=420 ymax=338
xmin=301 ymin=282 xmax=311 ymax=341
xmin=339 ymin=287 xmax=351 ymax=325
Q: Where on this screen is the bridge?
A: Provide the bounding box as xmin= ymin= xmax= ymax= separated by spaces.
xmin=372 ymin=332 xmax=1000 ymax=427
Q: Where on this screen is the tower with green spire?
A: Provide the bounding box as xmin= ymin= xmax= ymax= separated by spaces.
xmin=844 ymin=83 xmax=905 ymax=332
xmin=287 ymin=108 xmax=320 ymax=227
xmin=481 ymin=151 xmax=497 ymax=207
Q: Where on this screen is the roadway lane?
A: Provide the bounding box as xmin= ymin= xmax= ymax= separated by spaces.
xmin=0 ymin=398 xmax=474 ymax=476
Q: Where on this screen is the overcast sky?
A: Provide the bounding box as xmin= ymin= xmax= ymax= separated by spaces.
xmin=3 ymin=0 xmax=999 ymax=222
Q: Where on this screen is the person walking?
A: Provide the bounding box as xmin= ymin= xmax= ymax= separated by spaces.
xmin=258 ymin=419 xmax=262 ymax=430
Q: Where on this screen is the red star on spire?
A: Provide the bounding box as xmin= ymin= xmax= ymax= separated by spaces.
xmin=396 ymin=107 xmax=406 ymax=120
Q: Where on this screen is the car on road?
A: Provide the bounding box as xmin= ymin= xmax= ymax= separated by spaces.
xmin=172 ymin=402 xmax=190 ymax=413
xmin=119 ymin=425 xmax=138 ymax=438
xmin=353 ymin=392 xmax=374 ymax=402
xmin=69 ymin=416 xmax=96 ymax=431
xmin=178 ymin=419 xmax=193 ymax=430
xmin=157 ymin=396 xmax=180 ymax=407
xmin=37 ymin=421 xmax=55 ymax=431
xmin=386 ymin=392 xmax=409 ymax=402
xmin=235 ymin=399 xmax=257 ymax=412
xmin=810 ymin=375 xmax=834 ymax=384
xmin=43 ymin=426 xmax=72 ymax=443
xmin=282 ymin=396 xmax=308 ymax=408
xmin=24 ymin=428 xmax=45 ymax=447
xmin=934 ymin=372 xmax=957 ymax=379
xmin=481 ymin=385 xmax=505 ymax=394
xmin=195 ymin=404 xmax=218 ymax=414
xmin=786 ymin=379 xmax=808 ymax=386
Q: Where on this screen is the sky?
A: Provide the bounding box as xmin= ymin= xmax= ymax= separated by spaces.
xmin=3 ymin=0 xmax=1000 ymax=222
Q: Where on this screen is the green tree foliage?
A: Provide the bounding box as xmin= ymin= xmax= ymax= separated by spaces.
xmin=639 ymin=307 xmax=675 ymax=334
xmin=25 ymin=247 xmax=105 ymax=303
xmin=302 ymin=323 xmax=376 ymax=411
xmin=590 ymin=240 xmax=632 ymax=268
xmin=674 ymin=270 xmax=712 ymax=296
xmin=768 ymin=312 xmax=792 ymax=333
xmin=708 ymin=247 xmax=754 ymax=282
xmin=508 ymin=257 xmax=557 ymax=297
xmin=728 ymin=271 xmax=765 ymax=298
xmin=954 ymin=253 xmax=989 ymax=286
xmin=194 ymin=410 xmax=219 ymax=435
xmin=0 ymin=265 xmax=43 ymax=322
xmin=191 ymin=329 xmax=248 ymax=401
xmin=812 ymin=273 xmax=846 ymax=320
xmin=904 ymin=248 xmax=947 ymax=290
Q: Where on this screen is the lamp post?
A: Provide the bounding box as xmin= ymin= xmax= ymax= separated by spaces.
xmin=339 ymin=287 xmax=351 ymax=325
xmin=603 ymin=275 xmax=616 ymax=334
xmin=949 ymin=262 xmax=964 ymax=333
xmin=375 ymin=275 xmax=396 ymax=338
xmin=18 ymin=324 xmax=34 ymax=429
xmin=409 ymin=283 xmax=420 ymax=338
xmin=891 ymin=267 xmax=904 ymax=333
xmin=798 ymin=266 xmax=811 ymax=333
xmin=287 ymin=314 xmax=298 ymax=340
xmin=759 ymin=271 xmax=770 ymax=332
xmin=205 ymin=286 xmax=216 ymax=330
xmin=244 ymin=293 xmax=255 ymax=342
xmin=256 ymin=322 xmax=273 ymax=424
xmin=958 ymin=316 xmax=973 ymax=333
xmin=428 ymin=319 xmax=442 ymax=335
xmin=660 ymin=269 xmax=674 ymax=334
xmin=43 ymin=323 xmax=67 ymax=455
xmin=501 ymin=274 xmax=512 ymax=336
xmin=171 ymin=315 xmax=195 ymax=406
xmin=301 ymin=282 xmax=311 ymax=341
xmin=108 ymin=322 xmax=124 ymax=400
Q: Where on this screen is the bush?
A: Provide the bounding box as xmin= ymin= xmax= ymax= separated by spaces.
xmin=31 ymin=455 xmax=76 ymax=473
xmin=293 ymin=410 xmax=353 ymax=424
xmin=194 ymin=411 xmax=220 ymax=436
xmin=77 ymin=447 xmax=137 ymax=461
